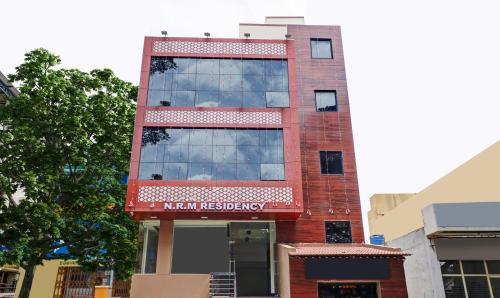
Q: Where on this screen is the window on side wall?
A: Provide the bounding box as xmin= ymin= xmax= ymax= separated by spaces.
xmin=325 ymin=221 xmax=352 ymax=243
xmin=315 ymin=91 xmax=337 ymax=112
xmin=311 ymin=38 xmax=333 ymax=59
xmin=319 ymin=151 xmax=343 ymax=175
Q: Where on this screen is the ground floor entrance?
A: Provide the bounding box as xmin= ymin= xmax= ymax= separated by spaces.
xmin=159 ymin=220 xmax=276 ymax=297
xmin=318 ymin=282 xmax=378 ymax=298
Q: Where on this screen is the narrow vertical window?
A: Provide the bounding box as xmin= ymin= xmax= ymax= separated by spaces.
xmin=320 ymin=151 xmax=343 ymax=175
xmin=325 ymin=221 xmax=352 ymax=243
xmin=315 ymin=91 xmax=337 ymax=112
xmin=311 ymin=38 xmax=333 ymax=59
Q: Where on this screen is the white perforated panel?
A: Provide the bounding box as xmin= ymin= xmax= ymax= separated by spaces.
xmin=153 ymin=40 xmax=287 ymax=56
xmin=145 ymin=110 xmax=282 ymax=125
xmin=138 ymin=186 xmax=293 ymax=204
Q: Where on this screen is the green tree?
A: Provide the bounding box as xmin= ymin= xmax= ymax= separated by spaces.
xmin=0 ymin=49 xmax=138 ymax=298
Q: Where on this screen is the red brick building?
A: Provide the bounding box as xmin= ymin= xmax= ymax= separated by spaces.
xmin=126 ymin=17 xmax=408 ymax=298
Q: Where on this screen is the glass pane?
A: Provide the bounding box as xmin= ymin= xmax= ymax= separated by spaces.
xmin=149 ymin=72 xmax=165 ymax=90
xmin=166 ymin=128 xmax=190 ymax=145
xmin=213 ymin=129 xmax=237 ymax=145
xmin=243 ymin=92 xmax=266 ymax=107
xmin=237 ymin=146 xmax=259 ymax=163
xmin=243 ymin=75 xmax=266 ymax=91
xmin=139 ymin=162 xmax=161 ymax=180
xmin=220 ymin=74 xmax=242 ymax=91
xmin=442 ymin=276 xmax=466 ymax=298
xmin=214 ymin=163 xmax=236 ymax=180
xmin=174 ymin=58 xmax=197 ymax=73
xmin=237 ymin=130 xmax=260 ymax=146
xmin=165 ymin=145 xmax=189 ymax=162
xmin=171 ymin=91 xmax=195 ymax=107
xmin=316 ymin=92 xmax=337 ymax=112
xmin=237 ymin=163 xmax=260 ymax=180
xmin=189 ymin=145 xmax=213 ymax=163
xmin=486 ymin=261 xmax=500 ymax=274
xmin=441 ymin=261 xmax=462 ymax=275
xmin=173 ymin=74 xmax=196 ymax=90
xmin=266 ymin=130 xmax=283 ymax=146
xmin=147 ymin=90 xmax=166 ymax=106
xmin=188 ymin=163 xmax=213 ymax=180
xmin=144 ymin=225 xmax=159 ymax=274
xmin=220 ymin=91 xmax=242 ymax=107
xmin=312 ymin=39 xmax=333 ymax=59
xmin=197 ymin=74 xmax=220 ymax=91
xmin=260 ymin=164 xmax=285 ymax=180
xmin=464 ymin=276 xmax=490 ymax=298
xmin=195 ymin=91 xmax=219 ymax=107
xmin=213 ymin=146 xmax=236 ymax=163
xmin=260 ymin=146 xmax=283 ymax=164
xmin=462 ymin=261 xmax=486 ymax=274
xmin=190 ymin=129 xmax=213 ymax=145
xmin=142 ymin=128 xmax=169 ymax=145
xmin=197 ymin=59 xmax=219 ymax=74
xmin=266 ymin=92 xmax=289 ymax=107
xmin=325 ymin=221 xmax=352 ymax=243
xmin=140 ymin=144 xmax=164 ymax=162
xmin=265 ymin=60 xmax=287 ymax=76
xmin=220 ymin=60 xmax=242 ymax=74
xmin=266 ymin=75 xmax=288 ymax=92
xmin=320 ymin=151 xmax=343 ymax=175
xmin=242 ymin=60 xmax=264 ymax=75
xmin=163 ymin=163 xmax=188 ymax=180
xmin=490 ymin=278 xmax=500 ymax=297
xmin=317 ymin=40 xmax=333 ymax=58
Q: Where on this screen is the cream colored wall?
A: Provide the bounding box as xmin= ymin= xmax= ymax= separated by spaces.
xmin=277 ymin=244 xmax=293 ymax=298
xmin=238 ymin=24 xmax=287 ymax=39
xmin=265 ymin=17 xmax=304 ymax=25
xmin=367 ymin=193 xmax=415 ymax=230
xmin=14 ymin=260 xmax=60 ymax=298
xmin=369 ymin=141 xmax=500 ymax=242
xmin=130 ymin=274 xmax=209 ymax=298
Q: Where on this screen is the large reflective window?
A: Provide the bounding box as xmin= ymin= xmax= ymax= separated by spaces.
xmin=137 ymin=221 xmax=159 ymax=274
xmin=139 ymin=128 xmax=285 ymax=181
xmin=147 ymin=57 xmax=289 ymax=108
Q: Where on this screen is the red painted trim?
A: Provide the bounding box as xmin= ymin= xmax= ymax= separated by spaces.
xmin=126 ymin=37 xmax=304 ymax=220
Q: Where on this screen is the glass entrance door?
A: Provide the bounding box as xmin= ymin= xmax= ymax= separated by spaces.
xmin=229 ymin=222 xmax=271 ymax=297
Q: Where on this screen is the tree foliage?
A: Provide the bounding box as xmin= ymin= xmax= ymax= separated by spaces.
xmin=0 ymin=49 xmax=138 ymax=294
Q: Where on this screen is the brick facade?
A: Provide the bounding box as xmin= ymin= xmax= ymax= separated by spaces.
xmin=289 ymin=258 xmax=408 ymax=298
xmin=276 ymin=25 xmax=363 ymax=243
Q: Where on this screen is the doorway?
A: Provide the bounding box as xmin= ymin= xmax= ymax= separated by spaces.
xmin=229 ymin=222 xmax=271 ymax=297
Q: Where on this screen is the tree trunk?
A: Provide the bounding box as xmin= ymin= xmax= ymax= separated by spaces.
xmin=19 ymin=264 xmax=36 ymax=298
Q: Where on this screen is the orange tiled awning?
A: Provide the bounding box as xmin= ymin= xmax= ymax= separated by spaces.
xmin=286 ymin=243 xmax=409 ymax=257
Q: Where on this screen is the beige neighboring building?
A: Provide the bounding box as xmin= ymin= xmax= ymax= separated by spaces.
xmin=368 ymin=141 xmax=500 ymax=298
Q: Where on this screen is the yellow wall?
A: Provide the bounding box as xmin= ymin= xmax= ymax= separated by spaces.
xmin=14 ymin=260 xmax=60 ymax=298
xmin=367 ymin=193 xmax=415 ymax=225
xmin=368 ymin=141 xmax=500 ymax=242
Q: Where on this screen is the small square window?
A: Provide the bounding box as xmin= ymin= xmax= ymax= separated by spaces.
xmin=311 ymin=38 xmax=333 ymax=59
xmin=320 ymin=151 xmax=343 ymax=175
xmin=325 ymin=221 xmax=352 ymax=243
xmin=315 ymin=91 xmax=337 ymax=112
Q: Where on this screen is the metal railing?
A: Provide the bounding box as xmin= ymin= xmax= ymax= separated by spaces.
xmin=209 ymin=271 xmax=236 ymax=298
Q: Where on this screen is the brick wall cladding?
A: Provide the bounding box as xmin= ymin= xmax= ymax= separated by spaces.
xmin=276 ymin=25 xmax=364 ymax=243
xmin=289 ymin=258 xmax=409 ymax=298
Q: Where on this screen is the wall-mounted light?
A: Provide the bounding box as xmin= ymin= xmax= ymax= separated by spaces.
xmin=161 ymin=30 xmax=168 ymax=37
xmin=285 ymin=34 xmax=292 ymax=39
xmin=244 ymin=32 xmax=251 ymax=38
xmin=204 ymin=32 xmax=210 ymax=37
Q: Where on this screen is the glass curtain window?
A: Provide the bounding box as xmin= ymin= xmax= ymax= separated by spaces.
xmin=147 ymin=57 xmax=289 ymax=108
xmin=139 ymin=128 xmax=285 ymax=181
xmin=311 ymin=39 xmax=333 ymax=59
xmin=441 ymin=260 xmax=500 ymax=298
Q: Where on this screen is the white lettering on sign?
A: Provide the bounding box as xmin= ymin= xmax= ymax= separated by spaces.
xmin=163 ymin=202 xmax=267 ymax=211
